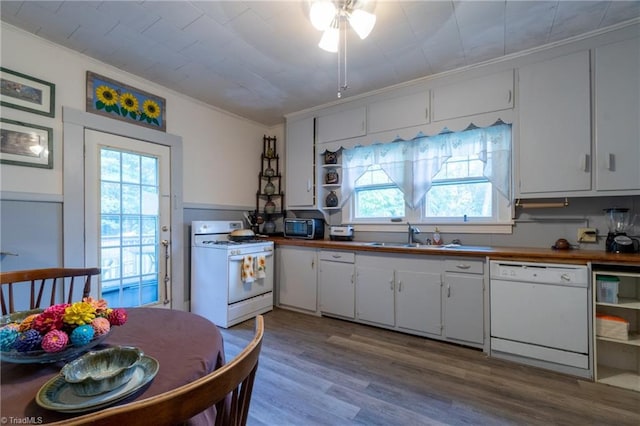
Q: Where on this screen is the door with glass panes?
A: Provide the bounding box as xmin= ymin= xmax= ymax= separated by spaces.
xmin=84 ymin=129 xmax=171 ymax=308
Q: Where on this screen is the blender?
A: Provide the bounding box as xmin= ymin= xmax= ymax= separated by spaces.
xmin=604 ymin=208 xmax=639 ymax=253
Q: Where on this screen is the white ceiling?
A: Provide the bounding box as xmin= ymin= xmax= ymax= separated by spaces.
xmin=2 ymin=1 xmax=639 ymax=126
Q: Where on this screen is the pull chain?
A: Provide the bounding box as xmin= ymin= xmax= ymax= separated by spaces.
xmin=337 ymin=16 xmax=348 ymax=98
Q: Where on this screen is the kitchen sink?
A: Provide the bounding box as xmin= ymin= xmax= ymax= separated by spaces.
xmin=440 ymin=245 xmax=494 ymax=251
xmin=364 ymin=242 xmax=494 ymax=251
xmin=366 ymin=242 xmax=412 ymax=247
xmin=366 ymin=242 xmax=437 ymax=248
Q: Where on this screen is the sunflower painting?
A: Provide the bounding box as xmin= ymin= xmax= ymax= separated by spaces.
xmin=86 ymin=71 xmax=166 ymax=131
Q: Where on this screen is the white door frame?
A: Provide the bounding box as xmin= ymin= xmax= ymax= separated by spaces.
xmin=62 ymin=106 xmax=186 ymax=310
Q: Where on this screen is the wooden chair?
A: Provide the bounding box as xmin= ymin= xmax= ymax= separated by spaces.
xmin=51 ymin=315 xmax=265 ymax=426
xmin=0 ymin=267 xmax=100 ymax=315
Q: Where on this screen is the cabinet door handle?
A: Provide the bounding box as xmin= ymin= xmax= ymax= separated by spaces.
xmin=606 ymin=153 xmax=614 ymax=171
xmin=398 ymin=281 xmax=402 ymax=292
xmin=311 ymin=259 xmax=315 ymax=269
xmin=332 ymin=254 xmax=342 ymax=259
xmin=307 ymin=179 xmax=312 ymax=192
xmin=447 ymin=284 xmax=451 ymax=298
xmin=425 ymin=107 xmax=429 ymax=120
xmin=390 ymin=279 xmax=394 ymax=290
xmin=507 ymin=89 xmax=512 ymax=104
xmin=351 ymin=273 xmax=354 ymax=284
xmin=581 ymin=154 xmax=590 ymax=172
xmin=456 ymin=264 xmax=471 ymax=270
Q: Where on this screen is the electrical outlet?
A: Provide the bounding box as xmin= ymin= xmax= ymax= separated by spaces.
xmin=578 ymin=227 xmax=597 ymax=243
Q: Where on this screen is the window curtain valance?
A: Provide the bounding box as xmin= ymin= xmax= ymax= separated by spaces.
xmin=341 ymin=121 xmax=511 ymax=208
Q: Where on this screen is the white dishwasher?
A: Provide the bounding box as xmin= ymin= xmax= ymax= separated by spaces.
xmin=490 ymin=260 xmax=591 ymax=378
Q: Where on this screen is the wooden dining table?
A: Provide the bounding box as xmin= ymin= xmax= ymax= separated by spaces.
xmin=1 ymin=307 xmax=226 ymax=425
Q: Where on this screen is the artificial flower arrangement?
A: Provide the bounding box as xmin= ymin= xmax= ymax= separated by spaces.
xmin=0 ymin=298 xmax=127 ymax=354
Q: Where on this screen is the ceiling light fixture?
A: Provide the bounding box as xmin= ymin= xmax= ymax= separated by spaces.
xmin=309 ymin=0 xmax=377 ymax=98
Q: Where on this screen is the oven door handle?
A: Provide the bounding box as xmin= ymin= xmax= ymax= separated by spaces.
xmin=229 ymin=252 xmax=274 ymax=261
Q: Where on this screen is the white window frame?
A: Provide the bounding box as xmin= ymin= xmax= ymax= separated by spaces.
xmin=340 ymin=127 xmax=514 ymax=234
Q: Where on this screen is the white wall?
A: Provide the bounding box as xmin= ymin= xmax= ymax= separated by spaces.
xmin=0 ymin=23 xmax=283 ymax=208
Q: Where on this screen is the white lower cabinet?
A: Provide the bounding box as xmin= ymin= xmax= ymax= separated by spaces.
xmin=396 ymin=269 xmax=442 ymax=335
xmin=318 ymin=250 xmax=355 ymax=319
xmin=276 ymin=246 xmax=317 ymax=312
xmin=356 ymin=254 xmax=443 ymax=336
xmin=278 ymin=248 xmax=485 ymax=349
xmin=355 ymin=262 xmax=395 ymax=326
xmin=443 ymin=258 xmax=485 ymax=345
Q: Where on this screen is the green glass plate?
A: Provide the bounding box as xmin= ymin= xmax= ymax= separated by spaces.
xmin=36 ymin=355 xmax=159 ymax=413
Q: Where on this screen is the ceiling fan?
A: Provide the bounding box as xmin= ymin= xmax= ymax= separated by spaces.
xmin=307 ymin=0 xmax=378 ymax=97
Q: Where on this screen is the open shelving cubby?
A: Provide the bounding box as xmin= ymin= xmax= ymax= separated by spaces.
xmin=593 ymin=267 xmax=640 ymax=392
xmin=319 ymin=149 xmax=342 ymax=219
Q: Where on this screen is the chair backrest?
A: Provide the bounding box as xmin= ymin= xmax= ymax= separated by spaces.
xmin=52 ymin=315 xmax=265 ymax=426
xmin=0 ymin=267 xmax=100 ymax=315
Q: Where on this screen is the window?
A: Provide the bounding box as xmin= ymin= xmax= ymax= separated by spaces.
xmin=424 ymin=155 xmax=493 ymax=221
xmin=354 ymin=165 xmax=405 ymax=218
xmin=342 ymin=123 xmax=512 ymax=228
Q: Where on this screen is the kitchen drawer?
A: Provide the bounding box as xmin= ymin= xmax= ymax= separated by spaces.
xmin=445 ymin=258 xmax=484 ymax=274
xmin=319 ymin=250 xmax=355 ymax=263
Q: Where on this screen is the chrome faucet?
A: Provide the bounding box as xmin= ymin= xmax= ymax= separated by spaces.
xmin=408 ymin=223 xmax=421 ymax=245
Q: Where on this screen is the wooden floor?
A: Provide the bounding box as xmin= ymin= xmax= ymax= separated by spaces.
xmin=219 ymin=308 xmax=640 ymax=426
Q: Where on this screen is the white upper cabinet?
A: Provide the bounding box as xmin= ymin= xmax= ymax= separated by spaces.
xmin=594 ymin=37 xmax=640 ymax=192
xmin=316 ymin=106 xmax=366 ymax=144
xmin=285 ymin=117 xmax=316 ymax=209
xmin=517 ymin=51 xmax=591 ymax=195
xmin=431 ymin=70 xmax=514 ymax=122
xmin=367 ymin=91 xmax=430 ymax=134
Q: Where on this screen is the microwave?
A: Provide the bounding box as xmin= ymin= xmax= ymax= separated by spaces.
xmin=283 ymin=218 xmax=324 ymax=239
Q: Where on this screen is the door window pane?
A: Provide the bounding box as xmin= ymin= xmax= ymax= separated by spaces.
xmin=122 ymin=184 xmax=141 ymax=214
xmin=101 ymin=150 xmax=120 ymax=181
xmin=121 ymin=152 xmax=140 ymax=184
xmin=100 ymin=148 xmax=160 ymax=308
xmin=141 ymin=156 xmax=157 ymax=185
xmin=101 ymin=182 xmax=120 ymax=214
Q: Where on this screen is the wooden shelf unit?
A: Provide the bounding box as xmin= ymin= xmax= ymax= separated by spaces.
xmin=254 ymin=135 xmax=284 ymax=235
xmin=593 ymin=268 xmax=640 ymax=392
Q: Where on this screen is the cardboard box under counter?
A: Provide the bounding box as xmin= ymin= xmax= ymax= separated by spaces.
xmin=596 ymin=314 xmax=629 ymax=340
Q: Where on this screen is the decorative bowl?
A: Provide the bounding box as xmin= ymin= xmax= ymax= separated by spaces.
xmin=0 ymin=309 xmax=112 ymax=364
xmin=60 ymin=346 xmax=144 ymax=397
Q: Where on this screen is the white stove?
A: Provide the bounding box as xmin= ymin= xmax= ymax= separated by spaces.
xmin=190 ymin=220 xmax=274 ymax=328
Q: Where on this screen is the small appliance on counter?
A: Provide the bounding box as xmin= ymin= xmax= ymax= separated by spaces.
xmin=604 ymin=208 xmax=639 ymax=253
xmin=330 ymin=225 xmax=354 ymax=241
xmin=283 ymin=218 xmax=324 ymax=239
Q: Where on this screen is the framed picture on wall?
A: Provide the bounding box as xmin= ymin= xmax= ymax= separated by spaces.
xmin=0 ymin=118 xmax=53 ymax=169
xmin=0 ymin=67 xmax=55 ymax=117
xmin=86 ymin=71 xmax=166 ymax=132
